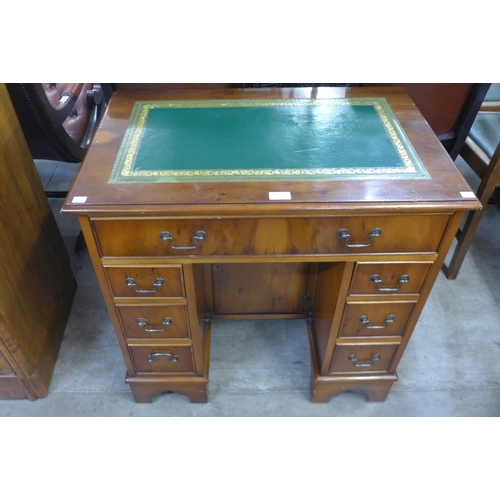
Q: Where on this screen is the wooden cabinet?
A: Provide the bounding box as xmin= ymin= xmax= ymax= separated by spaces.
xmin=0 ymin=84 xmax=77 ymax=400
xmin=63 ymin=87 xmax=480 ymax=404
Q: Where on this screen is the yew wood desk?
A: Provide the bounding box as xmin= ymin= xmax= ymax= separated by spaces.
xmin=62 ymin=87 xmax=480 ymax=404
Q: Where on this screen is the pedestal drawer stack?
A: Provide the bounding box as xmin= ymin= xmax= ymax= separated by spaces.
xmin=331 ymin=261 xmax=433 ymax=373
xmin=101 ymin=264 xmax=209 ymax=402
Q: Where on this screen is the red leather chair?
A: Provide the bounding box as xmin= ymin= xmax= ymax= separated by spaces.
xmin=6 ymin=83 xmax=111 ymax=165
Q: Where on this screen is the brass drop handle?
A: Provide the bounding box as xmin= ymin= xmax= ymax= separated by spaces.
xmin=359 ymin=315 xmax=395 ymax=329
xmin=137 ymin=317 xmax=172 ymax=332
xmin=160 ymin=230 xmax=207 ymax=250
xmin=147 ymin=352 xmax=179 ymax=363
xmin=348 ymin=353 xmax=380 ymax=367
xmin=370 ymin=274 xmax=410 ymax=292
xmin=337 ymin=228 xmax=382 ymax=248
xmin=125 ymin=277 xmax=165 ymax=293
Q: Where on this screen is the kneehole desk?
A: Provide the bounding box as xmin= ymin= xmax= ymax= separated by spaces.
xmin=62 ymin=87 xmax=480 ymax=404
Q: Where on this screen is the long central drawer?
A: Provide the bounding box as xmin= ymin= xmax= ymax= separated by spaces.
xmin=93 ymin=215 xmax=450 ymax=257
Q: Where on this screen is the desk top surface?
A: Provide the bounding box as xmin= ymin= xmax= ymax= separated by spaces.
xmin=108 ymin=97 xmax=429 ymax=183
xmin=63 ymin=87 xmax=480 ymax=216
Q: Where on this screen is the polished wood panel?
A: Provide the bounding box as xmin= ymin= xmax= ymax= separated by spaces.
xmin=338 ymin=302 xmax=416 ymax=338
xmin=349 ymin=262 xmax=432 ymax=296
xmin=311 ymin=262 xmax=353 ymax=374
xmin=93 ymin=215 xmax=451 ymax=257
xmin=105 ymin=265 xmax=185 ymax=298
xmin=0 ymin=84 xmax=76 ymax=400
xmin=330 ymin=343 xmax=399 ymax=374
xmin=212 ymin=262 xmax=310 ymax=315
xmin=130 ymin=345 xmax=195 ymax=374
xmin=117 ymin=304 xmax=190 ymax=340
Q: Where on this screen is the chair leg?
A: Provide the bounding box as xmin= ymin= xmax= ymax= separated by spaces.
xmin=444 ymin=152 xmax=500 ymax=279
xmin=445 ymin=209 xmax=485 ymax=279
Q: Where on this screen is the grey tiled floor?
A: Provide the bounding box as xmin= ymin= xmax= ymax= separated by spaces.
xmin=1 ymin=158 xmax=499 ymax=416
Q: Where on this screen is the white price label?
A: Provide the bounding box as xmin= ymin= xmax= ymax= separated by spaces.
xmin=460 ymin=192 xmax=475 ymax=199
xmin=269 ymin=192 xmax=292 ymax=201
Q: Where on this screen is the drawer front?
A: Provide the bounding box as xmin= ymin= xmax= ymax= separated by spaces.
xmin=349 ymin=262 xmax=432 ymax=296
xmin=330 ymin=343 xmax=399 ymax=374
xmin=339 ymin=302 xmax=416 ymax=338
xmin=105 ymin=266 xmax=184 ymax=298
xmin=130 ymin=345 xmax=195 ymax=374
xmin=117 ymin=305 xmax=190 ymax=340
xmin=93 ymin=215 xmax=450 ymax=257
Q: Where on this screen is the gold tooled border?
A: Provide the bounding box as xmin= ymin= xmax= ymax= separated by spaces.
xmin=110 ymin=98 xmax=429 ymax=182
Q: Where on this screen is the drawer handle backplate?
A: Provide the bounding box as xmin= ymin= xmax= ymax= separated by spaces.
xmin=137 ymin=317 xmax=172 ymax=332
xmin=338 ymin=228 xmax=381 ymax=248
xmin=147 ymin=352 xmax=179 ymax=363
xmin=125 ymin=277 xmax=165 ymax=293
xmin=348 ymin=353 xmax=380 ymax=367
xmin=359 ymin=315 xmax=395 ymax=329
xmin=370 ymin=274 xmax=410 ymax=292
xmin=160 ymin=230 xmax=207 ymax=250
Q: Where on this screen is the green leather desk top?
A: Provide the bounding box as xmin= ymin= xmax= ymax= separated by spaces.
xmin=109 ymin=98 xmax=429 ymax=183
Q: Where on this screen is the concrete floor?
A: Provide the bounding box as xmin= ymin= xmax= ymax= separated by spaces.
xmin=1 ymin=157 xmax=499 ymax=416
